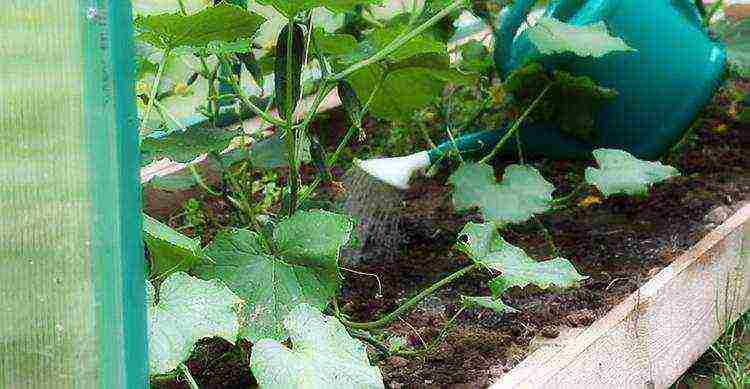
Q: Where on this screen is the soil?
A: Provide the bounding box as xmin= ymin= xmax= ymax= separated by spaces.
xmin=151 ymin=77 xmax=748 ymax=388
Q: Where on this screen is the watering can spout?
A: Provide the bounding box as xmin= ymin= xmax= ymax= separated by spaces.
xmin=354 ymin=152 xmax=431 ymax=190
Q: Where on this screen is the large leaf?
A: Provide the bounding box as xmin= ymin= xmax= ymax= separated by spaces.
xmin=449 ymin=163 xmax=555 ymax=226
xmin=341 ymin=24 xmax=447 ymax=64
xmin=148 ymin=272 xmax=242 ymax=375
xmin=251 ymin=304 xmax=384 ymax=389
xmin=525 ymin=17 xmax=635 ymax=59
xmin=584 ymin=148 xmax=680 ymax=197
xmin=135 ymin=4 xmax=265 ymax=50
xmin=140 ymin=126 xmax=243 ymax=166
xmin=346 ymin=64 xmax=473 ymax=122
xmin=194 ymin=210 xmax=353 ymax=342
xmin=274 ymin=210 xmax=354 ymax=269
xmin=257 ymin=0 xmax=382 ymax=17
xmin=457 ymin=222 xmax=586 ymax=309
xmin=714 ymin=18 xmax=750 ymax=78
xmin=143 ymin=213 xmax=204 ymax=279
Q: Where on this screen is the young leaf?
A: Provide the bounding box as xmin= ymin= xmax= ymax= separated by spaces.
xmin=275 ymin=23 xmax=306 ymax=120
xmin=251 ymin=304 xmax=385 ymax=389
xmin=457 ymin=222 xmax=586 ymax=302
xmin=148 ymin=272 xmax=243 ymax=375
xmin=525 ymin=17 xmax=635 ymax=59
xmin=461 ymin=295 xmax=517 ymax=314
xmin=142 ymin=213 xmax=204 ymax=279
xmin=449 ymin=163 xmax=555 ymax=226
xmin=135 ymin=4 xmax=265 ymax=50
xmin=584 ymin=148 xmax=680 ymax=197
xmin=194 ymin=210 xmax=354 ymax=342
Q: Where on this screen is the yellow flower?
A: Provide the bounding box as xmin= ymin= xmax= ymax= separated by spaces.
xmin=174 ymin=82 xmax=190 ymax=96
xmin=578 ymin=195 xmax=602 ymax=208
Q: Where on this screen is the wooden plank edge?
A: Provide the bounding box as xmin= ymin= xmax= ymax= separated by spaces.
xmin=491 ymin=202 xmax=750 ymax=388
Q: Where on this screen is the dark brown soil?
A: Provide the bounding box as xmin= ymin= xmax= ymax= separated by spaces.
xmin=151 ymin=78 xmax=748 ymax=388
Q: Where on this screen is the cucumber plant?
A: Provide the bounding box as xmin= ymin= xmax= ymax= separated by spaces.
xmin=136 ymin=1 xmax=685 ymax=387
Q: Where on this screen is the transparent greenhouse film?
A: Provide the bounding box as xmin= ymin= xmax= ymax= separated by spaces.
xmin=0 ymin=1 xmax=147 ymax=388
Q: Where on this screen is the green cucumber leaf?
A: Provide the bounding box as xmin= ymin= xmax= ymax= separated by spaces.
xmin=142 ymin=213 xmax=204 ymax=280
xmin=134 ymin=4 xmax=265 ymax=51
xmin=457 ymin=222 xmax=586 ymax=305
xmin=526 ymin=17 xmax=635 ymax=59
xmin=346 ymin=64 xmax=474 ymax=122
xmin=584 ymin=149 xmax=680 ymax=197
xmin=458 ymin=40 xmax=493 ymax=73
xmin=220 ymin=132 xmax=312 ymax=169
xmin=274 ymin=208 xmax=354 ymax=269
xmin=449 ymin=163 xmax=555 ymax=226
xmin=461 ymin=295 xmax=517 ymax=314
xmin=194 ymin=210 xmax=354 ymax=342
xmin=251 ymin=304 xmax=385 ymax=389
xmin=148 ymin=272 xmax=243 ymax=375
xmin=341 ymin=24 xmax=447 ymax=65
xmin=140 ymin=126 xmax=243 ymax=166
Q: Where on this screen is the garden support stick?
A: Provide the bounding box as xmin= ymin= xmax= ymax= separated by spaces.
xmin=340 ymin=264 xmax=481 ymax=330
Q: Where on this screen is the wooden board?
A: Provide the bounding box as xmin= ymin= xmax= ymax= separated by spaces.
xmin=492 ymin=203 xmax=750 ymax=389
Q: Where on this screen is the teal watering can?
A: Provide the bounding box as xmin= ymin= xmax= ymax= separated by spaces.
xmin=356 ymin=0 xmax=727 ymax=189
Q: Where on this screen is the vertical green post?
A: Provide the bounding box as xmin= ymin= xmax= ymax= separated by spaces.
xmin=0 ymin=1 xmax=147 ymax=388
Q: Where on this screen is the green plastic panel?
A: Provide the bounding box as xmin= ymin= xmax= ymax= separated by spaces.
xmin=0 ymin=1 xmax=147 ymax=388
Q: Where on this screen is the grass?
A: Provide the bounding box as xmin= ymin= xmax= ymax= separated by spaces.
xmin=673 ymin=312 xmax=750 ymax=388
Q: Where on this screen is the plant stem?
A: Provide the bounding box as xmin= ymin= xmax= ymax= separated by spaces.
xmin=176 ymin=0 xmax=188 ymax=15
xmin=340 ymin=263 xmax=480 ymax=330
xmin=348 ymin=328 xmax=393 ymax=358
xmin=154 ymin=100 xmax=185 ymax=131
xmin=285 ymin=18 xmax=300 ymax=217
xmin=189 ymin=164 xmax=220 ymax=196
xmin=142 ymin=49 xmax=171 ymax=133
xmin=295 ymin=81 xmax=336 ymax=132
xmin=179 ymin=363 xmax=200 ymax=389
xmin=534 ymin=216 xmax=558 ymax=257
xmin=398 ymin=305 xmax=467 ymax=356
xmin=706 ymin=0 xmax=724 ymax=24
xmin=552 ymin=181 xmax=587 ymax=207
xmin=330 ymin=0 xmax=466 ymax=81
xmin=222 ymin=69 xmax=287 ymax=128
xmin=480 ymin=83 xmax=551 ymax=164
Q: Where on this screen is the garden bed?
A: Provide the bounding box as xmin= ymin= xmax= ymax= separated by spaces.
xmin=146 ymin=75 xmax=748 ymax=388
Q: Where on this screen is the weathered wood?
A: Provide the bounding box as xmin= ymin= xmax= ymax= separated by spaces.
xmin=493 ymin=203 xmax=750 ymax=389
